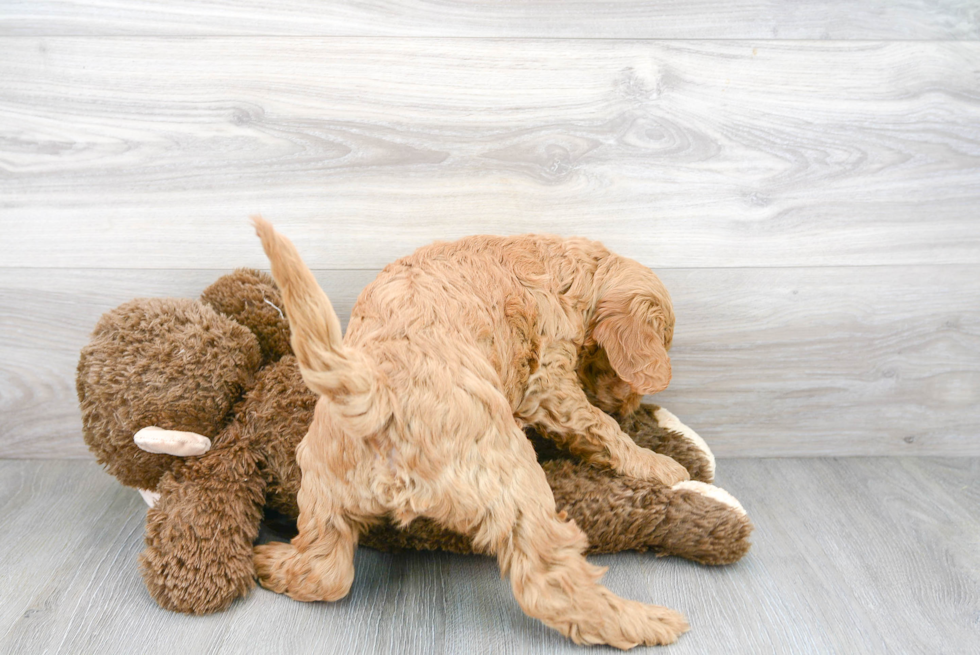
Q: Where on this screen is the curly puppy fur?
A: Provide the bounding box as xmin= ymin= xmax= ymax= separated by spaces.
xmin=252 ymin=220 xmax=693 ymax=648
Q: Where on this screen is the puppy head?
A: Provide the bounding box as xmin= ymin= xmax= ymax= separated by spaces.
xmin=588 ymin=254 xmax=674 ymax=400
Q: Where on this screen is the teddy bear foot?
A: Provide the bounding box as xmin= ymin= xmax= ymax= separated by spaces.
xmin=653 ymin=407 xmax=716 ymax=483
xmin=139 ymin=543 xmax=255 ymax=614
xmin=658 ymin=480 xmax=753 ymax=566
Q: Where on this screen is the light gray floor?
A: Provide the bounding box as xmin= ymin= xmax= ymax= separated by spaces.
xmin=1 ymin=458 xmax=977 ymax=654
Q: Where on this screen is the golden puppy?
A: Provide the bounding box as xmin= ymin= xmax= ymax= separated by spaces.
xmin=252 ymin=219 xmax=690 ymax=648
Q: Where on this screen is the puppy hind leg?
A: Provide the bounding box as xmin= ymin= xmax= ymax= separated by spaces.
xmin=441 ymin=435 xmax=688 ymax=649
xmin=254 ymin=502 xmax=358 ymax=603
xmin=502 ymin=503 xmax=688 ymax=648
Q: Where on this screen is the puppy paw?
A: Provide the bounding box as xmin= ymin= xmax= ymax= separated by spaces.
xmin=622 ymin=450 xmax=690 ymax=486
xmin=253 ymin=541 xmax=297 ymax=595
xmin=254 ymin=541 xmax=355 ymax=602
xmin=617 ymin=601 xmax=689 ymax=648
xmin=568 ymin=597 xmax=689 ymax=649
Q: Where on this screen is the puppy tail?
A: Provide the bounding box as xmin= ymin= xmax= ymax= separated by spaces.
xmin=252 ymin=216 xmax=388 ymax=431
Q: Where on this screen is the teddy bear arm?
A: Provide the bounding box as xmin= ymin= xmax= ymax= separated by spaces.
xmin=139 ymin=442 xmax=266 ymax=614
xmin=617 ymin=405 xmax=716 ymax=483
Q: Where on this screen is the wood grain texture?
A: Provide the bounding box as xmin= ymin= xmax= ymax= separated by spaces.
xmin=1 ymin=1 xmax=978 ymax=39
xmin=0 ymin=458 xmax=977 ymax=654
xmin=2 ymin=38 xmax=979 ymax=269
xmin=2 ymin=265 xmax=977 ymax=459
xmin=655 ymin=265 xmax=980 ymax=457
xmin=0 ymin=269 xmax=370 ymax=458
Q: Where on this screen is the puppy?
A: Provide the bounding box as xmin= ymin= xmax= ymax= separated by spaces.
xmin=252 ymin=219 xmax=690 ymax=648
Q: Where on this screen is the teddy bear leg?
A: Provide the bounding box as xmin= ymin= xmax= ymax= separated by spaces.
xmin=540 ymin=459 xmax=752 ymax=564
xmin=655 ymin=481 xmax=753 ymax=565
xmin=139 ymin=443 xmax=266 ymax=614
xmin=541 ymin=459 xmax=672 ymax=555
xmin=618 ymin=405 xmax=716 ymax=483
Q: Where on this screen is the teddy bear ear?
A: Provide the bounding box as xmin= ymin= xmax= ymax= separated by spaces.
xmin=592 ymin=295 xmax=672 ymax=395
xmin=201 ymin=268 xmax=292 ymax=363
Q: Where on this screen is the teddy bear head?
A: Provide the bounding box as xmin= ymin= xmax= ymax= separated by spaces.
xmin=76 ymin=269 xmax=290 ymax=491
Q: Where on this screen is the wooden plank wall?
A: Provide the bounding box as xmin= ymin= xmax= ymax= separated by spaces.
xmin=1 ymin=3 xmax=978 ymax=458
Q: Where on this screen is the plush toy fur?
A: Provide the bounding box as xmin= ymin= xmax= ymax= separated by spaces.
xmin=76 ymin=269 xmax=752 ymax=615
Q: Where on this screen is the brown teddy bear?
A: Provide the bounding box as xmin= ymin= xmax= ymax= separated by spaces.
xmin=76 ymin=270 xmax=752 ymax=615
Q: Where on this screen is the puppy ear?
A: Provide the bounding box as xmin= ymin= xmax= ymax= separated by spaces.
xmin=592 ymin=295 xmax=672 ymax=394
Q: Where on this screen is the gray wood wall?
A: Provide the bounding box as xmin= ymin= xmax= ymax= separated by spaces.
xmin=2 ymin=2 xmax=978 ymax=458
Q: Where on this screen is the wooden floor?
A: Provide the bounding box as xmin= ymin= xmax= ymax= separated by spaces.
xmin=2 ymin=457 xmax=977 ymax=654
